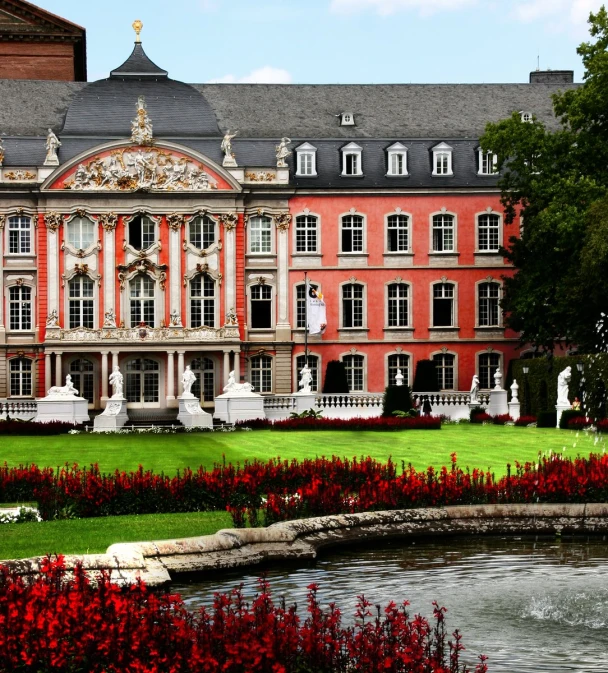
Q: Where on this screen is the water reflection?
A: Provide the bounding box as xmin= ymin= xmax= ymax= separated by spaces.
xmin=174 ymin=536 xmax=608 ymax=673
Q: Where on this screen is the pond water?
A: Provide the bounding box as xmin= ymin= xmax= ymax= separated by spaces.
xmin=174 ymin=535 xmax=608 ymax=673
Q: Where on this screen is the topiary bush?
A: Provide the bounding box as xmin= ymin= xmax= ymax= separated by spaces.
xmin=322 ymin=360 xmax=349 ymax=394
xmin=412 ymin=359 xmax=439 ymax=392
xmin=537 ymin=410 xmax=558 ymax=428
xmin=382 ymin=385 xmax=413 ymax=417
xmin=559 ymin=409 xmax=585 ymax=429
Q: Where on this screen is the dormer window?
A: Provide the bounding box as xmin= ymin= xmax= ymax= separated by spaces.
xmin=478 ymin=148 xmax=497 ymax=175
xmin=341 ymin=142 xmax=363 ymax=176
xmin=295 ymin=142 xmax=317 ymax=177
xmin=386 ymin=142 xmax=408 ymax=176
xmin=520 ymin=111 xmax=533 ymax=123
xmin=340 ymin=112 xmax=355 ymax=126
xmin=432 ymin=142 xmax=453 ymax=176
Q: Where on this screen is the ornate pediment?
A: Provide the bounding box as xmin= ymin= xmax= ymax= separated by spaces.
xmin=45 ymin=141 xmax=240 ymax=193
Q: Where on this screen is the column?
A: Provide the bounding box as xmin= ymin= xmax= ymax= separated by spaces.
xmin=233 ymin=349 xmax=240 ymax=383
xmin=223 ymin=216 xmax=236 ymax=322
xmin=177 ymin=351 xmax=185 ymax=396
xmin=101 ymin=351 xmax=109 ymax=404
xmin=44 ymin=353 xmax=52 ymax=395
xmin=111 ymin=351 xmax=119 ymax=370
xmin=169 ymin=221 xmax=182 ymax=322
xmin=47 ymin=221 xmax=60 ymax=322
xmin=167 ymin=351 xmax=175 ymax=403
xmin=103 ymin=220 xmax=116 ymax=321
xmin=55 ymin=352 xmax=62 ymax=387
xmin=223 ymin=351 xmax=230 ymax=384
xmin=275 ymin=215 xmax=291 ymax=340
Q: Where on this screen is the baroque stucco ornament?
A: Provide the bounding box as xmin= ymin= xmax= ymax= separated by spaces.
xmin=275 ymin=213 xmax=292 ymax=232
xmin=44 ymin=212 xmax=63 ymax=232
xmin=98 ymin=213 xmax=118 ymax=231
xmin=218 ymin=213 xmax=238 ymax=231
xmin=167 ymin=213 xmax=186 ymax=231
xmin=131 ymin=96 xmax=154 ymax=146
xmin=62 ymin=148 xmax=218 ymax=193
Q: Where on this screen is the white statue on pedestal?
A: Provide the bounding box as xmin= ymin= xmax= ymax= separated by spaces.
xmin=223 ymin=370 xmax=253 ymax=394
xmin=557 ymin=366 xmax=572 ymax=406
xmin=221 ymin=130 xmax=238 ymax=166
xmin=182 ymin=366 xmax=197 ymax=398
xmin=395 ymin=369 xmax=404 ymax=387
xmin=47 ymin=374 xmax=78 ymax=397
xmin=103 ymin=308 xmax=116 ymax=328
xmin=44 ymin=129 xmax=61 ymax=165
xmin=298 ymin=364 xmax=313 ymax=394
xmin=470 ymin=374 xmax=480 ymax=404
xmin=275 ymin=137 xmax=291 ymax=167
xmin=109 ymin=365 xmax=124 ymax=399
xmin=493 ymin=368 xmax=503 ymax=391
xmin=46 ymin=309 xmax=59 ymax=327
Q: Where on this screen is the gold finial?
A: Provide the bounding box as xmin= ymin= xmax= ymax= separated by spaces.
xmin=132 ymin=19 xmax=143 ymax=43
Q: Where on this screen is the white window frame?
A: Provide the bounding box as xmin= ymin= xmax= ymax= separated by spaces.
xmin=385 ymin=281 xmax=411 ymax=328
xmin=122 ymin=355 xmax=163 ymax=409
xmin=386 ymin=142 xmax=408 ymax=177
xmin=340 ymin=351 xmax=367 ymax=392
xmin=385 ymin=351 xmax=412 ymax=388
xmin=67 ymin=275 xmax=96 ymax=329
xmin=124 ymin=213 xmax=161 ymax=255
xmin=189 ymin=273 xmax=218 ymax=328
xmin=476 ymin=211 xmax=502 ymax=253
xmin=128 ymin=274 xmax=157 ymax=328
xmin=385 ymin=211 xmax=412 ymax=253
xmin=476 ymin=280 xmax=502 ymax=328
xmin=341 ymin=142 xmax=363 ymax=176
xmin=249 ymin=354 xmax=273 ymax=393
xmin=340 ymin=281 xmax=367 ymax=330
xmin=476 ymin=350 xmax=503 ymax=390
xmin=294 ymin=213 xmax=320 ymax=254
xmin=431 ymin=350 xmax=458 ymax=391
xmin=248 ymin=215 xmax=273 ymax=254
xmin=520 ymin=111 xmax=533 ymax=123
xmin=295 ymin=142 xmax=317 ymax=177
xmin=248 ymin=282 xmax=275 ymax=330
xmin=65 ymin=214 xmax=96 ymax=252
xmin=430 ymin=280 xmax=458 ymax=328
xmin=8 ymin=284 xmax=33 ymax=331
xmin=431 ymin=142 xmax=454 ymax=177
xmin=293 ymin=281 xmax=321 ymax=329
xmin=339 ymin=212 xmax=366 ymax=254
xmin=477 ymin=149 xmax=497 ymax=176
xmin=294 ymin=352 xmax=321 ymax=393
xmin=430 ymin=211 xmax=457 ymax=253
xmin=188 ymin=214 xmax=217 ymax=251
xmin=9 ymin=356 xmax=34 ymax=398
xmin=7 ymin=215 xmax=33 ymax=255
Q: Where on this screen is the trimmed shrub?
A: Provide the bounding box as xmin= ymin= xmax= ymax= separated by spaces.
xmin=322 ymin=360 xmax=349 ymax=394
xmin=537 ymin=410 xmax=557 ymax=428
xmin=0 ymin=420 xmax=77 ymax=435
xmin=412 ymin=359 xmax=439 ymax=392
xmin=559 ymin=409 xmax=585 ymax=429
xmin=236 ymin=416 xmax=441 ymax=431
xmin=382 ymin=385 xmax=413 ymax=417
xmin=492 ymin=414 xmax=513 ymax=425
xmin=469 ymin=405 xmax=486 ymax=421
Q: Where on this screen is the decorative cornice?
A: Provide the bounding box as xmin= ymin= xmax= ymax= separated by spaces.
xmin=117 ymin=258 xmax=168 ymax=291
xmin=44 ymin=212 xmax=63 ymax=232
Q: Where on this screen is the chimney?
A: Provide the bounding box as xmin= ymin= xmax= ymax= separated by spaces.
xmin=529 ymin=70 xmax=574 ymax=84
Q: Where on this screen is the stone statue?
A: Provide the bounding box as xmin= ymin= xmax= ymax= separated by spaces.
xmin=170 ymin=309 xmax=182 ymax=327
xmin=298 ymin=364 xmax=313 ymax=394
xmin=557 ymin=366 xmax=572 ymax=406
xmin=395 ymin=369 xmax=404 ymax=387
xmin=103 ymin=308 xmax=116 ymax=328
xmin=225 ymin=307 xmax=238 ymax=326
xmin=46 ymin=309 xmax=59 ymax=327
xmin=44 ymin=129 xmax=61 ymax=166
xmin=131 ymin=95 xmax=153 ymax=145
xmin=275 ymin=137 xmax=291 ymax=168
xmin=493 ymin=368 xmax=503 ymax=391
xmin=223 ymin=370 xmax=253 ymax=394
xmin=48 ymin=374 xmax=78 ymax=397
xmin=510 ymin=379 xmax=519 ymax=403
xmin=109 ymin=365 xmax=124 ymax=399
xmin=0 ymin=136 xmax=4 ymax=166
xmin=470 ymin=374 xmax=480 ymax=403
xmin=182 ymin=365 xmax=197 ymax=397
xmin=221 ymin=130 xmax=238 ymax=167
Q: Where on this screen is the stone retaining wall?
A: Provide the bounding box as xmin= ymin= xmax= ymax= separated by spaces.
xmin=3 ymin=503 xmax=608 ymax=587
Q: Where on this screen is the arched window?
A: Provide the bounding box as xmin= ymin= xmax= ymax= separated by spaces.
xmin=249 ymin=216 xmax=272 ymax=254
xmin=9 ymin=286 xmax=32 ymax=330
xmin=433 ymin=353 xmax=455 ymax=390
xmin=477 ymin=214 xmax=500 ymax=251
xmin=295 ymin=215 xmax=318 ymax=253
xmin=432 ymin=214 xmax=455 ymax=252
xmin=129 ymin=275 xmax=155 ymax=327
xmin=387 ymin=283 xmax=409 ymax=327
xmin=190 ymin=357 xmax=215 ymax=404
xmin=478 ymin=352 xmax=500 ymax=390
xmin=69 ymin=358 xmax=95 ymax=404
xmin=387 ymin=214 xmax=409 ymax=252
xmin=67 ymin=216 xmax=95 ymax=250
xmin=388 ymin=353 xmax=410 ymax=387
xmin=68 ymin=276 xmax=94 ymax=329
xmin=190 ymin=274 xmax=216 ymax=328
xmin=342 ymin=283 xmax=364 ymax=328
xmin=189 ymin=215 xmax=215 ymax=250
xmin=342 ymin=354 xmax=365 ymax=392
xmin=10 ymin=357 xmax=32 ymax=396
xmin=250 ymin=355 xmax=273 ymax=393
xmin=8 ymin=215 xmax=32 ymax=254
xmin=128 ymin=215 xmax=156 ymax=251
xmin=295 ymin=354 xmax=319 ymax=392
xmin=432 ymin=283 xmax=455 ymax=327
xmin=478 ymin=282 xmax=501 ymax=326
xmin=126 ymin=358 xmax=160 ymax=404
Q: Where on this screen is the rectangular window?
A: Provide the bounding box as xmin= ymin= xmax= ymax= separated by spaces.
xmin=296 ymin=354 xmax=319 ymax=392
xmin=342 ymin=283 xmax=364 ymax=328
xmin=295 ymin=215 xmax=318 ymax=253
xmin=9 ymin=286 xmax=32 ymax=330
xmin=478 ymin=282 xmax=500 ymax=327
xmin=344 ymin=153 xmax=359 ymax=175
xmin=249 ymin=216 xmax=272 ymax=254
xmin=479 ymin=353 xmax=500 ymax=389
xmin=434 ymin=153 xmax=450 ymax=175
xmin=479 ymin=151 xmax=497 ymax=175
xmin=68 ymin=277 xmax=94 ymax=329
xmin=8 ymin=217 xmax=31 ymax=254
xmin=341 ymin=215 xmax=364 ymax=253
xmin=433 ymin=353 xmax=455 ymax=390
xmin=387 ymin=214 xmax=409 ymax=252
xmin=433 ymin=283 xmax=454 ymax=327
xmin=251 ymin=355 xmax=272 ymax=393
xmin=432 ymin=214 xmax=454 ymax=252
xmin=10 ymin=358 xmax=32 ymax=397
xmin=343 ymin=354 xmax=364 ymax=392
xmin=189 ymin=216 xmax=215 ymax=250
xmin=190 ymin=275 xmax=216 ymax=328
xmin=478 ymin=214 xmax=500 ymax=252
xmin=297 ymin=152 xmax=315 ymax=176
xmin=388 ymin=283 xmax=409 ymax=327
xmin=250 ymin=284 xmax=272 ymax=329
xmin=388 ymin=153 xmax=407 ymax=175
xmin=388 ymin=353 xmax=410 ymax=387
xmin=296 ymin=283 xmax=318 ymax=328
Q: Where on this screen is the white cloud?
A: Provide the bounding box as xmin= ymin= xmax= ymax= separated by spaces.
xmin=207 ymin=66 xmax=292 ymax=84
xmin=330 ymin=0 xmax=478 ymax=16
xmin=512 ymin=0 xmax=603 ymax=36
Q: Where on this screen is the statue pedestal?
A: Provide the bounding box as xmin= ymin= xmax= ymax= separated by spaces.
xmin=35 ymin=395 xmax=90 ymax=424
xmin=214 ymin=391 xmax=265 ymax=425
xmin=555 ymin=403 xmax=571 ymax=429
xmin=177 ymin=395 xmax=213 ymax=429
xmin=293 ymin=392 xmax=316 ymax=414
xmin=94 ymin=398 xmax=128 ymax=431
xmin=508 ymin=401 xmax=521 ymax=421
xmin=489 ymin=389 xmax=508 ymax=416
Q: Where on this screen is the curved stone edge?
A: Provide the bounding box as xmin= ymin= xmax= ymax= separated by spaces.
xmin=2 ymin=503 xmax=607 ymax=587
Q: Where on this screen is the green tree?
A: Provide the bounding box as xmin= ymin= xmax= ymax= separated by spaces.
xmin=480 ymin=7 xmax=608 ymax=353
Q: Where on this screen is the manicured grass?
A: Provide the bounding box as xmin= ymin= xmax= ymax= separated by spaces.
xmin=0 ymin=511 xmax=232 ymax=561
xmin=0 ymin=425 xmax=601 ymax=475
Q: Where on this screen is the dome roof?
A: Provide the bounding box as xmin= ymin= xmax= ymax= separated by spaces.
xmin=61 ymin=43 xmax=220 ymax=137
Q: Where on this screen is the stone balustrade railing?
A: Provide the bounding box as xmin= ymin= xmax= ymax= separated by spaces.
xmin=0 ymin=401 xmax=38 ymax=420
xmin=44 ymin=325 xmax=240 ymax=343
xmin=315 ymin=393 xmax=384 ymax=419
xmin=412 ymin=391 xmax=490 ymax=420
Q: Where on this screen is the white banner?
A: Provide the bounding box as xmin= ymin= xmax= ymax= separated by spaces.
xmin=306 ymin=282 xmax=327 ymax=335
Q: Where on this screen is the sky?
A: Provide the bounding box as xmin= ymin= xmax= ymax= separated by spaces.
xmin=37 ymin=0 xmax=605 ymax=84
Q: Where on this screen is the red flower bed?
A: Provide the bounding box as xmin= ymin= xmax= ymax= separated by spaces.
xmin=0 ymin=556 xmax=488 ymax=673
xmin=491 ymin=415 xmax=512 ymax=426
xmin=238 ymin=416 xmax=442 ymax=431
xmin=514 ymin=416 xmax=537 ymax=427
xmin=567 ymin=416 xmax=608 ymax=432
xmin=3 ymin=452 xmax=608 ymax=526
xmin=469 ymin=413 xmax=491 ymax=424
xmin=0 ymin=420 xmax=77 ymax=435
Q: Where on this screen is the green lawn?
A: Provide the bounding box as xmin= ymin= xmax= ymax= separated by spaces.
xmin=0 ymin=511 xmax=232 ymax=561
xmin=0 ymin=425 xmax=599 ymax=475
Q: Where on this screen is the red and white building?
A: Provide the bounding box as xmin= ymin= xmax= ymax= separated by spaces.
xmin=0 ymin=21 xmax=576 ymax=412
